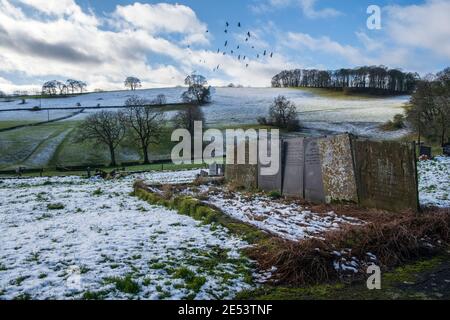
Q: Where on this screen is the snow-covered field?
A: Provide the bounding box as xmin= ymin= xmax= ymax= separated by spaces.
xmin=0 ymin=87 xmax=409 ymax=136
xmin=0 ymin=170 xmax=256 ymax=300
xmin=418 ymin=157 xmax=450 ymax=208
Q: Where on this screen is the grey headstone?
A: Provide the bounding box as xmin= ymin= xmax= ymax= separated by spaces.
xmin=282 ymin=138 xmax=305 ymax=197
xmin=258 ymin=140 xmax=283 ymax=193
xmin=304 ymin=138 xmax=325 ymax=203
xmin=209 ymin=163 xmax=218 ymax=176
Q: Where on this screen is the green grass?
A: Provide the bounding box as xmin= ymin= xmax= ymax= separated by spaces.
xmin=0 ymin=121 xmax=37 ymax=130
xmin=238 ymin=254 xmax=448 ymax=300
xmin=104 ymin=275 xmax=141 ymax=295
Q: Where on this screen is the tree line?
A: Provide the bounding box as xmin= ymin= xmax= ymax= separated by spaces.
xmin=271 ymin=66 xmax=418 ymax=95
xmin=77 ymin=74 xmax=211 ymax=166
xmin=405 ymin=67 xmax=450 ymax=146
xmin=42 ymin=79 xmax=87 ymax=96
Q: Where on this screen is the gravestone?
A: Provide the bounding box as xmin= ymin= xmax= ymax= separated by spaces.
xmin=282 ymin=138 xmax=305 ymax=197
xmin=318 ymin=134 xmax=358 ymax=203
xmin=352 ymin=139 xmax=419 ymax=212
xmin=225 ymin=142 xmax=258 ymax=189
xmin=419 ymin=145 xmax=432 ymax=158
xmin=258 ymin=139 xmax=283 ymax=193
xmin=304 ymin=138 xmax=325 ymax=203
xmin=443 ymin=143 xmax=450 ymax=156
xmin=209 ymin=163 xmax=218 ymax=176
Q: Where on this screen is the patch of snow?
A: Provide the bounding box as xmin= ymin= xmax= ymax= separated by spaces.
xmin=199 ymin=188 xmax=363 ymax=242
xmin=0 ymin=170 xmax=255 ymax=300
xmin=418 ymin=157 xmax=450 ymax=208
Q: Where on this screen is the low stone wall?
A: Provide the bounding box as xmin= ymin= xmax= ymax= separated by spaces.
xmin=225 ymin=133 xmax=419 ymax=212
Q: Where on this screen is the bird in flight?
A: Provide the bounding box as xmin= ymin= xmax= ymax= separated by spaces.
xmin=247 ymin=31 xmax=251 ymax=38
xmin=238 ymin=22 xmax=241 ymax=27
xmin=270 ymin=52 xmax=273 ymax=58
xmin=224 ymin=41 xmax=228 ymax=47
xmin=226 ymin=22 xmax=229 ymax=27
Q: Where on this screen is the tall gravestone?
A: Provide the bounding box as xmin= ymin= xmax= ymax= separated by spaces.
xmin=282 ymin=138 xmax=305 ymax=197
xmin=258 ymin=139 xmax=283 ymax=193
xmin=352 ymin=139 xmax=419 ymax=212
xmin=318 ymin=134 xmax=358 ymax=203
xmin=304 ymin=138 xmax=325 ymax=203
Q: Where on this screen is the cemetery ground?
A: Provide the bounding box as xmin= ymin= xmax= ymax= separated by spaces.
xmin=0 ymin=158 xmax=449 ymax=300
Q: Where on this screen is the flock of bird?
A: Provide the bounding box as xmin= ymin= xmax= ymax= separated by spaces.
xmin=188 ymin=21 xmax=274 ymax=73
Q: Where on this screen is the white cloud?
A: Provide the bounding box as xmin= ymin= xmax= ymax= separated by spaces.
xmin=0 ymin=1 xmax=298 ymax=92
xmin=250 ymin=0 xmax=341 ymax=19
xmin=112 ymin=2 xmax=209 ymax=45
xmin=298 ymin=0 xmax=341 ymax=19
xmin=285 ymin=32 xmax=368 ymax=65
xmin=384 ymin=0 xmax=450 ymax=59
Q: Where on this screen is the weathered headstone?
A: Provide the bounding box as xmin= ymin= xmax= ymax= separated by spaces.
xmin=419 ymin=145 xmax=432 ymax=158
xmin=443 ymin=143 xmax=450 ymax=156
xmin=352 ymin=139 xmax=419 ymax=212
xmin=304 ymin=138 xmax=325 ymax=203
xmin=258 ymin=139 xmax=283 ymax=193
xmin=282 ymin=138 xmax=305 ymax=197
xmin=318 ymin=134 xmax=358 ymax=203
xmin=225 ymin=141 xmax=258 ymax=189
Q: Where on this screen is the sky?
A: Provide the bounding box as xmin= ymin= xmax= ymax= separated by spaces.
xmin=0 ymin=0 xmax=449 ymax=93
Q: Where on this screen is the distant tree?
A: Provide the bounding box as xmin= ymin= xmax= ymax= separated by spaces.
xmin=153 ymin=94 xmax=167 ymax=105
xmin=258 ymin=95 xmax=299 ymax=131
xmin=77 ymin=111 xmax=126 ymax=166
xmin=124 ymin=77 xmax=142 ymax=91
xmin=0 ymin=90 xmax=5 ymax=98
xmin=124 ymin=96 xmax=165 ymax=164
xmin=77 ymin=81 xmax=87 ymax=93
xmin=173 ymin=105 xmax=205 ymax=160
xmin=42 ymin=80 xmax=58 ymax=95
xmin=173 ymin=105 xmax=205 ymax=137
xmin=181 ymin=74 xmax=211 ymax=104
xmin=271 ymin=66 xmax=419 ymax=95
xmin=66 ymin=79 xmax=78 ymax=94
xmin=405 ymin=67 xmax=450 ymax=145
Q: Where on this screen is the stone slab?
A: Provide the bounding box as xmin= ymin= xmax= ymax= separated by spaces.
xmin=352 ymin=139 xmax=419 ymax=212
xmin=304 ymin=138 xmax=325 ymax=203
xmin=319 ymin=134 xmax=358 ymax=203
xmin=282 ymin=138 xmax=305 ymax=197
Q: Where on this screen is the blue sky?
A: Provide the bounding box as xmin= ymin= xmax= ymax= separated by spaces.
xmin=0 ymin=0 xmax=449 ymax=93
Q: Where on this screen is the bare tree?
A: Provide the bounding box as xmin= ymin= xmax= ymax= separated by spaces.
xmin=124 ymin=77 xmax=142 ymax=91
xmin=258 ymin=95 xmax=299 ymax=131
xmin=123 ymin=96 xmax=165 ymax=164
xmin=181 ymin=74 xmax=211 ymax=104
xmin=77 ymin=111 xmax=126 ymax=166
xmin=173 ymin=105 xmax=205 ymax=160
xmin=66 ymin=79 xmax=78 ymax=94
xmin=77 ymin=81 xmax=87 ymax=93
xmin=173 ymin=105 xmax=205 ymax=137
xmin=42 ymin=80 xmax=58 ymax=95
xmin=154 ymin=94 xmax=167 ymax=105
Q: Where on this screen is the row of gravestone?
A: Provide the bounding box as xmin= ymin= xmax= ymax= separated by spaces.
xmin=225 ymin=134 xmax=419 ymax=212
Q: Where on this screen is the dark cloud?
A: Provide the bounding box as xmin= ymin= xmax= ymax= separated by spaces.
xmin=0 ymin=26 xmax=102 ymax=64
